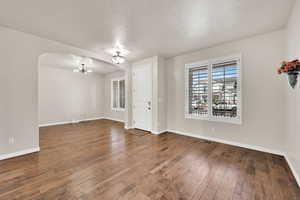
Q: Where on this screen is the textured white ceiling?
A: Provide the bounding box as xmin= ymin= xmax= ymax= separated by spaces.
xmin=0 ymin=0 xmax=295 ymax=61
xmin=40 ymin=53 xmax=119 ymax=74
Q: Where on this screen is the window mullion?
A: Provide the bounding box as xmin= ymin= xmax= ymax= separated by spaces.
xmin=208 ymin=62 xmax=212 ymax=119
xmin=185 ymin=66 xmax=190 ymax=117
xmin=117 ymin=80 xmax=120 ymax=109
xmin=237 ymin=58 xmax=242 ymax=121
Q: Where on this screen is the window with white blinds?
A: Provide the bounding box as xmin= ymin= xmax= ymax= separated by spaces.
xmin=111 ymin=78 xmax=125 ymax=111
xmin=112 ymin=81 xmax=119 ymax=109
xmin=185 ymin=55 xmax=242 ymax=124
xmin=188 ymin=65 xmax=209 ymax=117
xmin=119 ymin=80 xmax=125 ymax=109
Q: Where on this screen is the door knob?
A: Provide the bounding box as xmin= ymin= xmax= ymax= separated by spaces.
xmin=147 ymin=101 xmax=151 ymax=110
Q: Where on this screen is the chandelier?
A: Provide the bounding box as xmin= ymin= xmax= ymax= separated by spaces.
xmin=108 ymin=45 xmax=129 ymax=64
xmin=73 ymin=63 xmax=93 ymax=74
xmin=112 ymin=51 xmax=125 ymax=64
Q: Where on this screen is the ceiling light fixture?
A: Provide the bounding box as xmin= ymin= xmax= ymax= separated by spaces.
xmin=109 ymin=46 xmax=130 ymax=64
xmin=73 ymin=63 xmax=93 ymax=74
xmin=112 ymin=51 xmax=125 ymax=64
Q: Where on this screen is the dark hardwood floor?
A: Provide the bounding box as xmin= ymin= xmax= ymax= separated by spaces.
xmin=0 ymin=119 xmax=299 ymax=200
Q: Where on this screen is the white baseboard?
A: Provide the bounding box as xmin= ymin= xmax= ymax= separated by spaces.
xmin=39 ymin=121 xmax=72 ymax=127
xmin=167 ymin=129 xmax=284 ymax=156
xmin=39 ymin=117 xmax=104 ymax=127
xmin=39 ymin=117 xmax=124 ymax=128
xmin=82 ymin=117 xmax=105 ymax=121
xmin=284 ymin=154 xmax=300 ymax=188
xmin=124 ymin=126 xmax=133 ymax=130
xmin=103 ymin=117 xmax=125 ymax=123
xmin=151 ymin=130 xmax=167 ymax=135
xmin=0 ymin=147 xmax=40 ymax=161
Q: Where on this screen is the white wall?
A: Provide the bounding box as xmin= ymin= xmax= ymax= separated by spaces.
xmin=124 ymin=67 xmax=132 ymax=128
xmin=104 ymin=70 xmax=125 ymax=122
xmin=284 ymin=0 xmax=300 ymax=183
xmin=0 ymin=25 xmax=114 ymax=157
xmin=166 ymin=30 xmax=285 ymax=153
xmin=152 ymin=56 xmax=167 ymax=133
xmin=39 ymin=66 xmax=105 ymax=126
xmin=1 ymin=9 xmax=298 ymax=186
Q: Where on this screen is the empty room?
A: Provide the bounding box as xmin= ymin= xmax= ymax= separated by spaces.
xmin=0 ymin=0 xmax=300 ymax=199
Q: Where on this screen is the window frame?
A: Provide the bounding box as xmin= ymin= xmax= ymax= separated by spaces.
xmin=111 ymin=77 xmax=126 ymax=112
xmin=185 ymin=54 xmax=242 ymax=124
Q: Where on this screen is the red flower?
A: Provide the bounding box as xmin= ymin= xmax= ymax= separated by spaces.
xmin=277 ymin=59 xmax=300 ymax=74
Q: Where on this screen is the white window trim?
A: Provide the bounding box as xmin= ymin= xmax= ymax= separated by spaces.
xmin=111 ymin=77 xmax=125 ymax=112
xmin=185 ymin=54 xmax=242 ymax=124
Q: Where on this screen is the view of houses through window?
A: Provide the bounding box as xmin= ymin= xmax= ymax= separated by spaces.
xmin=212 ymin=62 xmax=238 ymax=118
xmin=189 ymin=66 xmax=209 ymax=115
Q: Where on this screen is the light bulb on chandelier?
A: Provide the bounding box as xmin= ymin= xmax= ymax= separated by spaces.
xmin=108 ymin=45 xmax=130 ymax=64
xmin=112 ymin=51 xmax=125 ymax=64
xmin=73 ymin=63 xmax=93 ymax=74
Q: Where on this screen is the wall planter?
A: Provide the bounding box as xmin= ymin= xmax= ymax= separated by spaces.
xmin=278 ymin=60 xmax=300 ymax=89
xmin=287 ymin=71 xmax=299 ymax=88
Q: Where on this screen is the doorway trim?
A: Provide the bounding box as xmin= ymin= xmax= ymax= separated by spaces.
xmin=131 ymin=58 xmax=153 ymax=132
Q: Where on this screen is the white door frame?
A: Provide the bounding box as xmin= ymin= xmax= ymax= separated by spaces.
xmin=131 ymin=58 xmax=153 ymax=132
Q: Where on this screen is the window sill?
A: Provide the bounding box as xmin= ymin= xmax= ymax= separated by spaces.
xmin=185 ymin=114 xmax=242 ymax=125
xmin=112 ymin=108 xmax=125 ymax=112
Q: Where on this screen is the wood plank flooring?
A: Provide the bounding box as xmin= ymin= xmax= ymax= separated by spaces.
xmin=0 ymin=119 xmax=299 ymax=200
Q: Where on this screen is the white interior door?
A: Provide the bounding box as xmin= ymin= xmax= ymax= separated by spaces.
xmin=132 ymin=60 xmax=152 ymax=131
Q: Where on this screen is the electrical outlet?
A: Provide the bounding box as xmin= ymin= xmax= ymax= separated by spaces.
xmin=9 ymin=137 xmax=15 ymax=145
xmin=211 ymin=127 xmax=215 ymax=132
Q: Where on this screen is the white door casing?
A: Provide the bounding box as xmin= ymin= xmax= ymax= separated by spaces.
xmin=132 ymin=60 xmax=152 ymax=131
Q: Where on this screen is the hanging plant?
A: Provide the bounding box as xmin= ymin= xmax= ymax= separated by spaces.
xmin=278 ymin=59 xmax=300 ymax=89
